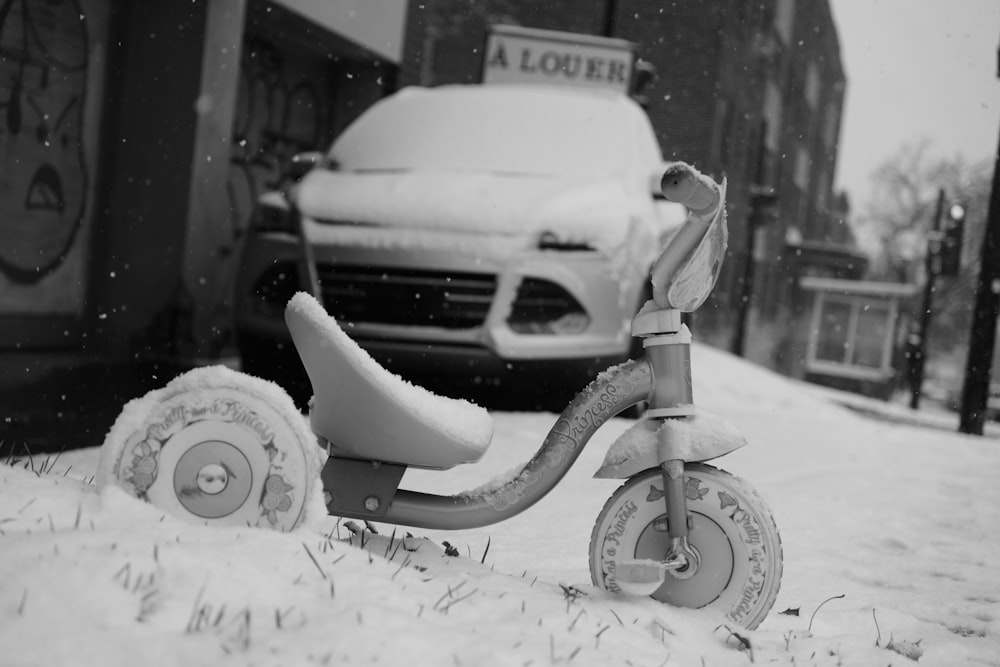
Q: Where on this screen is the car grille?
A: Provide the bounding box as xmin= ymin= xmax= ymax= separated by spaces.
xmin=316 ymin=264 xmax=497 ymax=329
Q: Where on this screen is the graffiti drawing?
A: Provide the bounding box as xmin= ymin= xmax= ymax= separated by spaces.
xmin=0 ymin=0 xmax=89 ymax=284
xmin=226 ymin=36 xmax=326 ymax=247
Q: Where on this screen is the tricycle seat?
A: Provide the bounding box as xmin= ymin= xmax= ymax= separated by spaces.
xmin=284 ymin=292 xmax=494 ymax=470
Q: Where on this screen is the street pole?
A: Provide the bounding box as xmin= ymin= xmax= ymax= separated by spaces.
xmin=959 ymin=117 xmax=1000 ymax=434
xmin=731 ymin=187 xmax=777 ymax=358
xmin=957 ymin=46 xmax=1000 ymax=435
xmin=909 ymin=189 xmax=945 ymax=410
xmin=731 ymin=221 xmax=756 ymax=358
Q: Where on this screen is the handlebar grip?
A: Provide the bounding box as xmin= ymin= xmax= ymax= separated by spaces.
xmin=660 ymin=163 xmax=720 ymax=214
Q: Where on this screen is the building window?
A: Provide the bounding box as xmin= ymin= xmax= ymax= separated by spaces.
xmin=804 ymin=61 xmax=820 ymax=109
xmin=823 ymin=105 xmax=840 ymax=149
xmin=814 ymin=298 xmax=853 ymax=364
xmin=802 ymin=278 xmax=916 ymax=381
xmin=712 ymin=97 xmax=734 ymax=168
xmin=794 ymin=145 xmax=810 ymax=190
xmin=774 ymin=0 xmax=795 ymax=46
xmin=811 ymin=295 xmax=892 ymax=377
xmin=764 ymin=81 xmax=782 ymax=151
xmin=815 ymin=166 xmax=829 ymax=218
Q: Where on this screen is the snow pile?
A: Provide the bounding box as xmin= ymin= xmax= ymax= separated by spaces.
xmin=2 ymin=339 xmax=1000 ymax=665
xmin=594 ymin=409 xmax=747 ymax=478
xmin=0 ymin=462 xmax=756 ymax=667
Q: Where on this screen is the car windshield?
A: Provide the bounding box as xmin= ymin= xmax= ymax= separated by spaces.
xmin=329 ymin=86 xmax=638 ymax=177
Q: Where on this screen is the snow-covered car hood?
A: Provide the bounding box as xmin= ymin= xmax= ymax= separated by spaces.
xmin=293 ymin=169 xmax=642 ymax=254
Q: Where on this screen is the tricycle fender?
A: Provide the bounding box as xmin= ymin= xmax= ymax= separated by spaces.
xmin=594 ymin=409 xmax=747 ymax=479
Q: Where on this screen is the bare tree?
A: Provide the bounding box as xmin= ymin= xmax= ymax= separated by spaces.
xmin=856 ymin=140 xmax=993 ymax=358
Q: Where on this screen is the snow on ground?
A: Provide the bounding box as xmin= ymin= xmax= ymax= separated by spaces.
xmin=2 ymin=342 xmax=999 ymax=666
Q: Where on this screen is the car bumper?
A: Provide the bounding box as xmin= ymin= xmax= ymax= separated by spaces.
xmin=235 ymin=231 xmax=643 ymax=365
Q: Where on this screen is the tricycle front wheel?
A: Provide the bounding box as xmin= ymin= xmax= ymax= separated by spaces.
xmin=589 ymin=464 xmax=782 ymax=629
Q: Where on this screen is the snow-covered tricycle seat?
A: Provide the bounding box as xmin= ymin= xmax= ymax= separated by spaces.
xmin=284 ymin=292 xmax=494 ymax=470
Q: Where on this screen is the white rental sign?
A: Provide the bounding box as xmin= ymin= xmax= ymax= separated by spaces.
xmin=482 ymin=25 xmax=636 ymax=94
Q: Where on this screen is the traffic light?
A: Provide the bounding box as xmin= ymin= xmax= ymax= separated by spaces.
xmin=939 ymin=201 xmax=966 ymax=277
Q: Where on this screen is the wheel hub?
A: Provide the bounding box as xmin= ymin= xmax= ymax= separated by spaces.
xmin=196 ymin=463 xmax=230 ymax=495
xmin=173 ymin=439 xmax=254 ymax=519
xmin=665 ymin=538 xmax=702 ymax=580
xmin=636 ymin=512 xmax=734 ymax=607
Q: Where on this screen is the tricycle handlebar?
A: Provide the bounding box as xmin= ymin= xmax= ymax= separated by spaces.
xmin=660 ymin=163 xmax=720 ymax=214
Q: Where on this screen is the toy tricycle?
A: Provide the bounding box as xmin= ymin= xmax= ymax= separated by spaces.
xmin=98 ymin=162 xmax=782 ymax=629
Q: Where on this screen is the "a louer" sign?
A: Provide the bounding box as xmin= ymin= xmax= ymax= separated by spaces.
xmin=482 ymin=25 xmax=636 ymax=94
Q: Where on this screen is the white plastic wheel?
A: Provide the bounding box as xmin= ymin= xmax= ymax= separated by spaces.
xmin=99 ymin=367 xmax=320 ymax=532
xmin=589 ymin=464 xmax=782 ymax=629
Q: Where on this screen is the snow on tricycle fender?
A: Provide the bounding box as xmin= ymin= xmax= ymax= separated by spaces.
xmin=593 ymin=409 xmax=747 ymax=480
xmin=97 ymin=366 xmax=326 ymax=532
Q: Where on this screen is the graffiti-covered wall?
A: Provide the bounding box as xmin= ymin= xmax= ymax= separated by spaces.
xmin=0 ymin=0 xmax=108 ymax=318
xmin=177 ymin=0 xmax=397 ymax=359
xmin=183 ymin=29 xmax=338 ymax=358
xmin=2 ymin=0 xmax=403 ymax=358
xmin=227 ymin=34 xmax=334 ymax=241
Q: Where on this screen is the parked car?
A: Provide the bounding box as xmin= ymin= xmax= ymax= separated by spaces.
xmin=234 ymin=83 xmax=686 ymax=408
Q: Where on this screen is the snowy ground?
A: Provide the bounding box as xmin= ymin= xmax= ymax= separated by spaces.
xmin=2 ymin=343 xmax=999 ymax=666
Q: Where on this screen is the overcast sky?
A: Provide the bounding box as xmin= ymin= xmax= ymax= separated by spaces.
xmin=829 ymin=0 xmax=1000 ymax=212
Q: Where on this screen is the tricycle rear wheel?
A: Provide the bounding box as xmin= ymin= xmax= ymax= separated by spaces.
xmin=98 ymin=367 xmax=321 ymax=531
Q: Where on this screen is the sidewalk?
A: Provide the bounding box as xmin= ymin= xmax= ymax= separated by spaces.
xmin=804 ymin=382 xmax=1000 ymax=438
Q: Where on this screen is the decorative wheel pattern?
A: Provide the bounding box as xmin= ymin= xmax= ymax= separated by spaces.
xmin=589 ymin=464 xmax=783 ymax=629
xmin=100 ymin=369 xmax=318 ymax=532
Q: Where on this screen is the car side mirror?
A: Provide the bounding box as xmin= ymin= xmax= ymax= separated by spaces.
xmin=286 ymin=151 xmax=326 ymax=182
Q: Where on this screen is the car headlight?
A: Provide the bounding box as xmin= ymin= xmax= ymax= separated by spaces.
xmin=507 ymin=278 xmax=590 ymax=335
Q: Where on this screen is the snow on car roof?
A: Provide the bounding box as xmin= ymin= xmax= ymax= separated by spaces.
xmin=329 ymin=84 xmax=657 ymax=177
